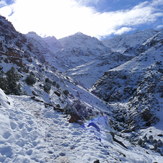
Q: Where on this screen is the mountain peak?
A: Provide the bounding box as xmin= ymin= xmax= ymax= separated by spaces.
xmin=59 ymin=31 xmax=108 ymax=51
xmin=74 ymin=32 xmax=85 ymax=35
xmin=59 ymin=32 xmax=91 ymax=42
xmin=43 ymin=36 xmax=62 ymax=52
xmin=73 ymin=32 xmax=89 ymax=37
xmin=26 ymin=31 xmax=43 ymax=40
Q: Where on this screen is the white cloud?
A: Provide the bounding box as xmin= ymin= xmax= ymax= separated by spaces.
xmin=77 ymin=0 xmax=100 ymax=5
xmin=114 ymin=27 xmax=133 ymax=35
xmin=151 ymin=0 xmax=163 ymax=6
xmin=156 ymin=24 xmax=163 ymax=29
xmin=0 ymin=0 xmax=162 ymax=38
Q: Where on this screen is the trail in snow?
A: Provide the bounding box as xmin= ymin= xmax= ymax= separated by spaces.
xmin=0 ymin=90 xmax=163 ymax=163
xmin=0 ymin=93 xmax=113 ymax=162
xmin=10 ymin=96 xmax=113 ymax=163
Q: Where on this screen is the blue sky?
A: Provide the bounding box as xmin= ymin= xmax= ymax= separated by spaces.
xmin=78 ymin=0 xmax=153 ymax=12
xmin=0 ymin=0 xmax=14 ymax=7
xmin=0 ymin=0 xmax=162 ymax=38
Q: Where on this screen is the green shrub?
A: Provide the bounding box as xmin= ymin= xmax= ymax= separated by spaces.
xmin=56 ymin=83 xmax=60 ymax=89
xmin=4 ymin=67 xmax=22 ymax=95
xmin=45 ymin=78 xmax=52 ymax=83
xmin=25 ymin=72 xmax=36 ymax=85
xmin=52 ymin=81 xmax=56 ymax=86
xmin=63 ymin=90 xmax=69 ymax=96
xmin=44 ymin=82 xmax=51 ymax=93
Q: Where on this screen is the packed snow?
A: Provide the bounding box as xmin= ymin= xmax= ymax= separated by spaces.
xmin=0 ymin=89 xmax=163 ymax=162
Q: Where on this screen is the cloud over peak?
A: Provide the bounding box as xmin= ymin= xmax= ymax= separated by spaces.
xmin=0 ymin=0 xmax=162 ymax=38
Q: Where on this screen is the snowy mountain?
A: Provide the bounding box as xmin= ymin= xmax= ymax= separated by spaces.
xmin=92 ymin=29 xmax=163 ymax=102
xmin=59 ymin=32 xmax=109 ymax=54
xmin=37 ymin=32 xmax=132 ymax=88
xmin=26 ymin=31 xmax=118 ymax=88
xmin=55 ymin=32 xmax=111 ymax=70
xmin=102 ymin=29 xmax=159 ymax=55
xmin=67 ymin=51 xmax=132 ymax=88
xmin=39 ymin=29 xmax=162 ymax=89
xmin=26 ymin=32 xmax=62 ymax=54
xmin=91 ymin=28 xmax=163 ymax=156
xmin=0 ymin=15 xmax=163 ymax=162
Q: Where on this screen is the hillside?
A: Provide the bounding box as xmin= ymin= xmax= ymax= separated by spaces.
xmin=91 ymin=28 xmax=163 ymax=157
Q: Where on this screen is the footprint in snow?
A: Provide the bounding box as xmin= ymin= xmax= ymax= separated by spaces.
xmin=18 ymin=123 xmax=24 ymax=129
xmin=27 ymin=120 xmax=34 ymax=125
xmin=0 ymin=146 xmax=13 ymax=158
xmin=26 ymin=149 xmax=33 ymax=155
xmin=2 ymin=131 xmax=11 ymax=139
xmin=10 ymin=121 xmax=17 ymax=130
xmin=72 ymin=131 xmax=81 ymax=135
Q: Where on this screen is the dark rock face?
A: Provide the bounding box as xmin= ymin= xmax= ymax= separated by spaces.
xmin=94 ymin=160 xmax=100 ymax=163
xmin=68 ymin=113 xmax=82 ymax=123
xmin=65 ymin=100 xmax=99 ymax=123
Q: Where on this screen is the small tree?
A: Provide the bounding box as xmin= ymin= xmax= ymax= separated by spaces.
xmin=0 ymin=67 xmax=8 ymax=92
xmin=44 ymin=82 xmax=51 ymax=93
xmin=6 ymin=67 xmax=21 ymax=95
xmin=63 ymin=90 xmax=69 ymax=96
xmin=45 ymin=78 xmax=52 ymax=83
xmin=56 ymin=83 xmax=60 ymax=89
xmin=25 ymin=72 xmax=36 ymax=85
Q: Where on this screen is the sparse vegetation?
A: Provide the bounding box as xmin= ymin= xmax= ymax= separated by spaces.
xmin=25 ymin=72 xmax=36 ymax=85
xmin=0 ymin=67 xmax=22 ymax=95
xmin=44 ymin=82 xmax=51 ymax=93
xmin=63 ymin=90 xmax=69 ymax=96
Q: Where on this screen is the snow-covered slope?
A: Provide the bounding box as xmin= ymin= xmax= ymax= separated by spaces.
xmin=92 ymin=29 xmax=163 ymax=102
xmin=26 ymin=32 xmax=62 ymax=54
xmin=24 ymin=28 xmax=163 ymax=90
xmin=91 ymin=29 xmax=163 ymax=155
xmin=56 ymin=33 xmax=132 ymax=88
xmin=27 ymin=32 xmax=117 ymax=88
xmin=46 ymin=30 xmax=162 ymax=89
xmin=25 ymin=32 xmax=111 ymax=76
xmin=59 ymin=32 xmax=109 ymax=54
xmin=53 ymin=32 xmax=111 ymax=70
xmin=63 ymin=29 xmax=162 ymax=88
xmin=103 ymin=29 xmax=159 ymax=54
xmin=26 ymin=32 xmax=64 ymax=70
xmin=67 ymin=52 xmax=132 ymax=88
xmin=1 ymin=89 xmax=163 ymax=163
xmin=44 ymin=36 xmax=62 ymax=53
xmin=25 ymin=29 xmax=162 ymax=89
